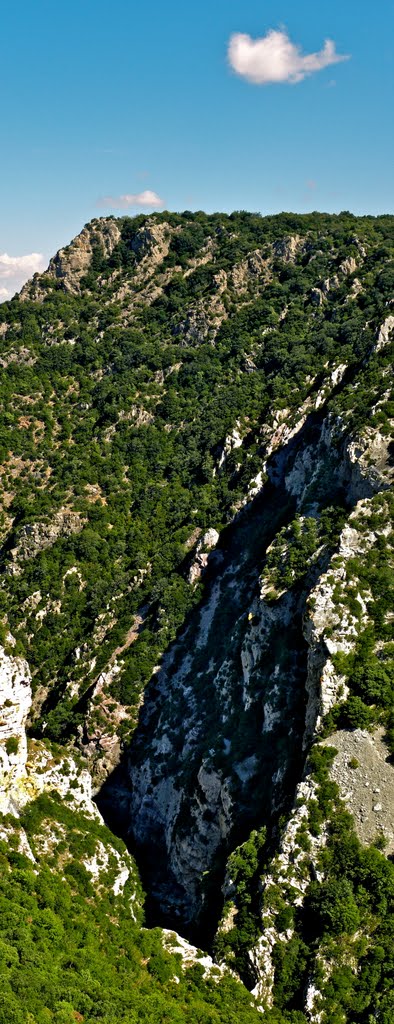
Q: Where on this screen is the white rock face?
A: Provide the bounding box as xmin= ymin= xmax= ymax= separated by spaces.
xmin=310 ymin=287 xmax=325 ymax=306
xmin=305 ymin=974 xmax=326 ymax=1024
xmin=20 ymin=741 xmax=100 ymax=818
xmin=272 ymin=235 xmax=301 ymax=262
xmin=339 ymin=255 xmax=357 ymax=276
xmin=0 ymin=642 xmax=96 ymax=816
xmin=240 ymin=592 xmax=293 ymax=712
xmin=277 ymin=401 xmax=393 ymax=511
xmin=232 ymin=429 xmax=394 ymax=1011
xmin=218 ymin=422 xmax=244 ymax=470
xmin=231 ymin=249 xmax=269 ymax=293
xmin=249 ymin=775 xmax=327 ymax=1007
xmin=346 ymin=428 xmax=394 ymax=502
xmin=303 ymin=499 xmax=379 ymax=743
xmin=0 ymin=641 xmax=142 ymax=913
xmin=247 ymin=470 xmax=265 ymax=499
xmin=188 ymin=528 xmax=220 ymax=583
xmin=283 ymin=424 xmax=330 ymax=502
xmin=125 ymin=370 xmax=393 ymax=954
xmin=0 ymin=643 xmax=102 ymax=818
xmin=21 ymin=219 xmax=121 ymax=299
xmin=376 ymin=313 xmax=394 ymax=351
xmin=322 ymin=727 xmax=394 ymax=854
xmin=9 ymin=510 xmax=84 ymax=569
xmin=83 ymin=659 xmax=128 ymax=778
xmin=162 ymin=929 xmax=234 ymax=980
xmin=81 ymin=838 xmax=137 ymax=915
xmin=0 ymin=644 xmax=32 ymax=813
xmin=200 ymin=528 xmax=220 ymax=550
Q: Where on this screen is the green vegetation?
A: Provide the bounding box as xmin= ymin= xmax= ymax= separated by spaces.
xmin=217 ymin=745 xmax=394 ymax=1022
xmin=321 ymin=493 xmax=394 ymax=746
xmin=0 ymin=795 xmax=264 ymax=1024
xmin=0 ymin=210 xmax=393 ymax=1022
xmin=0 ymin=211 xmax=392 ymax=749
xmin=5 ymin=736 xmax=19 ymax=756
xmin=263 ymin=507 xmax=347 ymax=595
xmin=221 ymin=493 xmax=394 ymax=1014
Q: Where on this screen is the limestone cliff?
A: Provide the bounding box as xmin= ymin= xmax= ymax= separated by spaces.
xmin=21 ymin=218 xmax=121 ymax=298
xmin=1 ymin=210 xmax=393 ymax=1022
xmin=0 ymin=640 xmax=141 ymax=909
xmin=0 ymin=642 xmax=32 ymax=814
xmin=229 ymin=485 xmax=394 ymax=1016
xmin=100 ymin=393 xmax=385 ymax=928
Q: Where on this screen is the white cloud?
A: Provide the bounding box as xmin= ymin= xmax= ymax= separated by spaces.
xmin=98 ymin=189 xmax=165 ymax=210
xmin=0 ymin=252 xmax=44 ymax=280
xmin=0 ymin=252 xmax=45 ymax=303
xmin=228 ymin=28 xmax=349 ymax=85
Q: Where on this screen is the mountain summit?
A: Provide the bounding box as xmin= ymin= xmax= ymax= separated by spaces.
xmin=0 ymin=210 xmax=394 ymax=1023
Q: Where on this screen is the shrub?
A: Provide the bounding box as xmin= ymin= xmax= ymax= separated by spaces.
xmin=5 ymin=736 xmax=19 ymax=756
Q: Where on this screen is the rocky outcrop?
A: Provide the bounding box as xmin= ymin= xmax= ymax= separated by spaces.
xmin=303 ymin=499 xmax=378 ymax=742
xmin=346 ymin=423 xmax=394 ymax=499
xmin=247 ymin=774 xmax=326 ymax=1007
xmin=107 ymin=374 xmax=393 ymax=957
xmin=78 ymin=606 xmax=148 ymax=785
xmin=230 ymin=250 xmax=270 ymax=293
xmin=175 ymin=304 xmax=216 ymax=345
xmin=0 ymin=643 xmax=32 ymax=813
xmin=339 ymin=255 xmax=358 ymax=276
xmin=88 ymin=404 xmax=329 ymax=911
xmin=188 ymin=528 xmax=220 ymax=584
xmin=241 ymin=487 xmax=393 ymax=1010
xmin=217 ymin=421 xmax=244 ymax=471
xmin=376 ymin=312 xmax=394 ymax=351
xmin=8 ymin=509 xmax=84 ymax=569
xmin=175 ymin=272 xmax=228 ymax=345
xmin=272 ymin=235 xmax=301 ymax=262
xmin=21 ymin=219 xmax=121 ymax=298
xmin=121 ymin=564 xmax=306 ymax=927
xmin=131 ymin=219 xmax=170 ymax=266
xmin=309 ymin=255 xmax=358 ymax=308
xmin=0 ymin=638 xmax=142 ymax=912
xmin=114 ymin=411 xmax=352 ymax=927
xmin=0 ymin=638 xmax=97 ymax=816
xmin=266 ymin=392 xmax=393 ymax=511
xmin=109 ymin=219 xmax=179 ymax=310
xmin=310 ymin=286 xmax=325 ymax=306
xmin=82 ymin=659 xmax=131 ymax=787
xmin=322 ymin=727 xmax=394 ymax=854
xmin=162 ymin=928 xmax=235 ymax=980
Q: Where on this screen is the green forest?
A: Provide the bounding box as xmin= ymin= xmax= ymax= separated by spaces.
xmin=0 ymin=210 xmax=392 ymax=744
xmin=0 ymin=210 xmax=393 ymax=1023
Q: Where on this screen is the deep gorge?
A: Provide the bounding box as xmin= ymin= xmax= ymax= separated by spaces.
xmin=1 ymin=210 xmax=393 ymax=1023
xmin=96 ymin=403 xmax=354 ymax=944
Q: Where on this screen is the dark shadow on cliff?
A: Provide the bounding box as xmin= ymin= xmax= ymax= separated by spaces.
xmin=95 ymin=396 xmax=358 ymax=948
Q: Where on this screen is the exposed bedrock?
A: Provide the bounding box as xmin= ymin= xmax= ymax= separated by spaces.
xmin=97 ymin=400 xmax=389 ymax=937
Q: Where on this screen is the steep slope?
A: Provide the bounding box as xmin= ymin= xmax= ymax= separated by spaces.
xmin=0 ymin=641 xmax=262 ymax=1024
xmin=0 ymin=210 xmax=393 ymax=1023
xmin=0 ymin=211 xmax=391 ymax=764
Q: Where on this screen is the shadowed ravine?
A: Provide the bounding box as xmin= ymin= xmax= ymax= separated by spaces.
xmin=1 ymin=208 xmax=394 ymax=1024
xmin=96 ymin=405 xmax=353 ymax=945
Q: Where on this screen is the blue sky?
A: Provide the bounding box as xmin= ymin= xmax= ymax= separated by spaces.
xmin=1 ymin=0 xmax=393 ymax=296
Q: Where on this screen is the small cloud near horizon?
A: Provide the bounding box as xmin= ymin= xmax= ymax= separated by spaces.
xmin=0 ymin=252 xmax=45 ymax=302
xmin=98 ymin=190 xmax=165 ymax=210
xmin=228 ymin=28 xmax=349 ymax=85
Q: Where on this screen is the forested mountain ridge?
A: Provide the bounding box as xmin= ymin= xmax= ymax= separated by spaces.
xmin=0 ymin=210 xmax=393 ymax=1023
